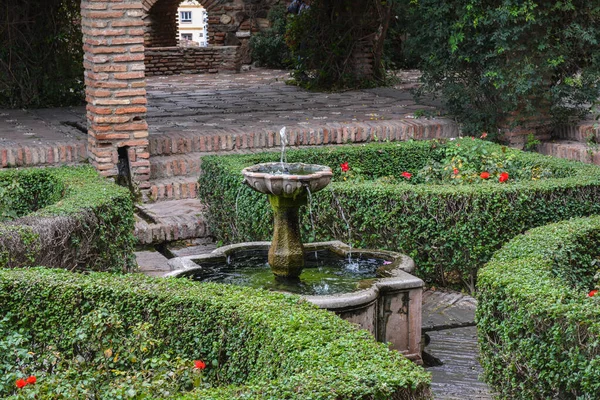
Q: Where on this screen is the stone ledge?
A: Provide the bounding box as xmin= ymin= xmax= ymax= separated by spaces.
xmin=134 ymin=198 xmax=210 ymax=244
xmin=148 ymin=118 xmax=460 ymax=156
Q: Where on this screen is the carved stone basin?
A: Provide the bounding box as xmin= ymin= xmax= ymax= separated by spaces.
xmin=241 ymin=162 xmax=333 ymax=198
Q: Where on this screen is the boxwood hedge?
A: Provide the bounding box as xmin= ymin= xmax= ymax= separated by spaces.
xmin=0 ymin=166 xmax=135 ymax=272
xmin=199 ymin=139 xmax=600 ymax=289
xmin=477 ymin=216 xmax=600 ymax=399
xmin=0 ymin=268 xmax=431 ymax=399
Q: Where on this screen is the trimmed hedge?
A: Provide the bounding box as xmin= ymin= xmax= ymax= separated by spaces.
xmin=199 ymin=139 xmax=600 ymax=288
xmin=477 ymin=216 xmax=600 ymax=399
xmin=0 ymin=166 xmax=135 ymax=272
xmin=0 ymin=268 xmax=431 ymax=399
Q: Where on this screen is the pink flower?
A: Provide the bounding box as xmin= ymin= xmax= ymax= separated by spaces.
xmin=194 ymin=360 xmax=206 ymax=370
xmin=453 ymin=168 xmax=459 ymax=175
xmin=480 ymin=132 xmax=488 ymax=139
xmin=401 ymin=171 xmax=412 ymax=180
xmin=480 ymin=172 xmax=490 ymax=179
xmin=589 ymin=289 xmax=598 ymax=297
xmin=499 ymin=172 xmax=509 ymax=183
xmin=340 ymin=162 xmax=350 ymax=172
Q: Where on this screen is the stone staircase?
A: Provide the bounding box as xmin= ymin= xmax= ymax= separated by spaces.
xmin=538 ymin=119 xmax=600 ymax=165
xmin=137 ymin=119 xmax=461 ymax=245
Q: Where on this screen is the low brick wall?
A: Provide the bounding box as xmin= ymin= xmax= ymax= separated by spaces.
xmin=145 ymin=46 xmax=240 ymax=76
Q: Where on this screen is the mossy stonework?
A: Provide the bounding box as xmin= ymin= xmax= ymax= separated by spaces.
xmin=268 ymin=194 xmax=306 ymax=277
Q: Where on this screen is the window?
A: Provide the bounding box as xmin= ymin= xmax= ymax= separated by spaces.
xmin=198 ymin=33 xmax=203 ymax=38
xmin=181 ymin=33 xmax=193 ymax=41
xmin=180 ymin=11 xmax=192 ymax=23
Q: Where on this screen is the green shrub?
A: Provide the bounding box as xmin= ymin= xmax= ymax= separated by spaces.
xmin=0 ymin=0 xmax=84 ymax=108
xmin=0 ymin=268 xmax=431 ymax=399
xmin=0 ymin=166 xmax=135 ymax=272
xmin=477 ymin=216 xmax=600 ymax=399
xmin=249 ymin=5 xmax=292 ymax=69
xmin=0 ymin=169 xmax=64 ymax=221
xmin=198 ymin=139 xmax=600 ymax=289
xmin=285 ymin=0 xmax=393 ymax=90
xmin=406 ymin=0 xmax=600 ymax=136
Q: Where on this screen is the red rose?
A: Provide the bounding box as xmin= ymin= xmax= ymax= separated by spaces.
xmin=194 ymin=360 xmax=206 ymax=370
xmin=480 ymin=172 xmax=490 ymax=179
xmin=499 ymin=172 xmax=509 ymax=183
xmin=589 ymin=289 xmax=598 ymax=297
xmin=26 ymin=376 xmax=36 ymax=385
xmin=16 ymin=379 xmax=27 ymax=389
xmin=340 ymin=162 xmax=349 ymax=172
xmin=401 ymin=171 xmax=412 ymax=179
xmin=453 ymin=168 xmax=459 ymax=175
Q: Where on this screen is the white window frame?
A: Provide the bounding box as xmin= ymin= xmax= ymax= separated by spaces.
xmin=180 ymin=11 xmax=192 ymax=23
xmin=181 ymin=33 xmax=193 ymax=41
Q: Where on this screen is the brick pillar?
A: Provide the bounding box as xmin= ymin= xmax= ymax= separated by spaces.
xmin=81 ymin=0 xmax=150 ymax=189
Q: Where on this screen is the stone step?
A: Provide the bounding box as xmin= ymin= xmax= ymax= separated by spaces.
xmin=537 ymin=139 xmax=600 ymax=165
xmin=147 ymin=119 xmax=460 ymax=156
xmin=134 ymin=198 xmax=210 ymax=245
xmin=143 ymin=175 xmax=200 ymax=203
xmin=0 ymin=141 xmax=87 ymax=168
xmin=150 ymin=153 xmax=203 ymax=179
xmin=552 ymin=119 xmax=599 ymax=143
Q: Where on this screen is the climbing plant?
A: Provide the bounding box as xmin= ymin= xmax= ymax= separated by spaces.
xmin=0 ymin=0 xmax=84 ymax=108
xmin=406 ymin=0 xmax=600 ymax=136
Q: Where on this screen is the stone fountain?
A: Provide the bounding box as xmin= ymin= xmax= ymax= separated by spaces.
xmin=240 ymin=161 xmax=332 ymax=278
xmin=167 ymin=129 xmax=424 ymax=363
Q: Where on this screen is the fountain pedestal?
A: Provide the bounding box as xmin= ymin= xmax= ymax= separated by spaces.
xmin=240 ymin=162 xmax=333 ymax=278
xmin=268 ymin=194 xmax=306 ymax=278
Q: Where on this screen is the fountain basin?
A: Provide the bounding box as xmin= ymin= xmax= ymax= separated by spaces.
xmin=166 ymin=241 xmax=423 ymax=363
xmin=241 ymin=162 xmax=333 ymax=198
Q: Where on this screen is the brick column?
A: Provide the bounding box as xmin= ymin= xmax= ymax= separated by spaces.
xmin=81 ymin=0 xmax=150 ymax=189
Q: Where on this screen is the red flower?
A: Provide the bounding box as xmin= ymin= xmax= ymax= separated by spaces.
xmin=340 ymin=162 xmax=349 ymax=172
xmin=26 ymin=376 xmax=36 ymax=385
xmin=16 ymin=379 xmax=27 ymax=389
xmin=194 ymin=360 xmax=206 ymax=370
xmin=480 ymin=172 xmax=490 ymax=179
xmin=589 ymin=289 xmax=598 ymax=297
xmin=499 ymin=172 xmax=509 ymax=183
xmin=453 ymin=168 xmax=459 ymax=175
xmin=480 ymin=132 xmax=488 ymax=139
xmin=401 ymin=171 xmax=412 ymax=180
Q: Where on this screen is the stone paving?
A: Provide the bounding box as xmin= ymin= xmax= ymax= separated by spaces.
xmin=0 ymin=68 xmax=442 ymax=149
xmin=144 ymin=69 xmax=444 ymax=136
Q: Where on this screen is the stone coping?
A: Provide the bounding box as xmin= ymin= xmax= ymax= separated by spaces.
xmin=165 ymin=240 xmax=423 ymax=310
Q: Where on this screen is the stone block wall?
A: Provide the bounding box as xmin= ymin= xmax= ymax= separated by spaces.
xmin=145 ymin=46 xmax=240 ymax=75
xmin=81 ymin=0 xmax=150 ymax=188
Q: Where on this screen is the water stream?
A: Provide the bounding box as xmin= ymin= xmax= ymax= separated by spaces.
xmin=305 ymin=186 xmax=316 ymax=241
xmin=332 ymin=189 xmax=355 ymax=266
xmin=279 ymin=126 xmax=288 ymax=168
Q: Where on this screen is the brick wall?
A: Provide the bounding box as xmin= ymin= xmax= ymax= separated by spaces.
xmin=145 ymin=46 xmax=240 ymax=75
xmin=81 ymin=0 xmax=150 ymax=188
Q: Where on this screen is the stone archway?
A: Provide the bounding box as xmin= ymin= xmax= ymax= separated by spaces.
xmin=79 ymin=0 xmax=278 ymax=188
xmin=142 ymin=0 xmax=262 ymax=49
